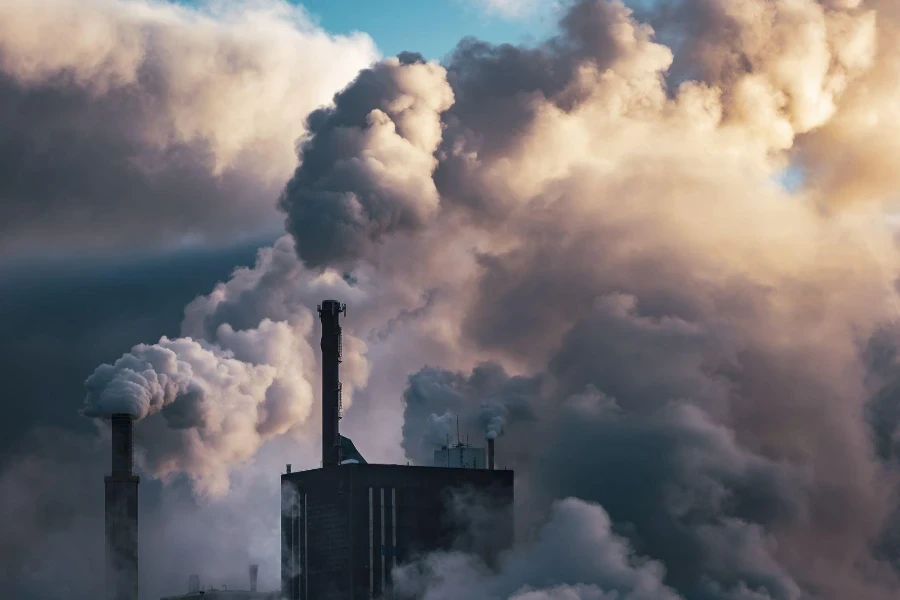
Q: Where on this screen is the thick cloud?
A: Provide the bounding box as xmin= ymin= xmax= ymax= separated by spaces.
xmin=82 ymin=242 xmax=372 ymax=497
xmin=402 ymin=362 xmax=541 ymax=466
xmin=126 ymin=0 xmax=900 ymax=594
xmin=279 ymin=56 xmax=454 ymax=267
xmin=0 ymin=0 xmax=376 ymax=259
xmin=394 ymin=498 xmax=684 ymax=600
xmin=0 ymin=243 xmax=272 ymax=599
xmin=274 ymin=0 xmax=900 ymax=597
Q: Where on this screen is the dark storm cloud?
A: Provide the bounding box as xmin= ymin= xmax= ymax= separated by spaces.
xmin=0 ymin=0 xmax=375 ymax=259
xmin=0 ymin=243 xmax=262 ymax=452
xmin=0 ymin=243 xmax=262 ymax=598
xmin=279 ymin=57 xmax=454 ymax=268
xmin=0 ymin=429 xmax=106 ymax=600
xmin=0 ymin=72 xmax=280 ymax=257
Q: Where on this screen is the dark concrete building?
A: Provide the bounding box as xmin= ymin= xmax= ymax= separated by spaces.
xmin=280 ymin=301 xmax=515 ymax=600
xmin=281 ymin=463 xmax=513 ymax=600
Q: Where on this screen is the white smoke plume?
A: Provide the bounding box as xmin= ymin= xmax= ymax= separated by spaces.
xmin=83 ymin=337 xmax=274 ymax=422
xmin=394 ymin=498 xmax=684 ymax=600
xmin=82 ymin=256 xmax=370 ymax=497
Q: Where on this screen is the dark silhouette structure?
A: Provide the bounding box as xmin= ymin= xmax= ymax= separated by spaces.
xmin=282 ymin=301 xmax=514 ymax=600
xmin=105 ymin=413 xmax=139 ymax=600
xmin=488 ymin=437 xmax=495 ymax=470
xmin=319 ymin=299 xmax=346 ymax=468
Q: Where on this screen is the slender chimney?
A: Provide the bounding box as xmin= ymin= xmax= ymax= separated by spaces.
xmin=487 ymin=437 xmax=495 ymax=471
xmin=188 ymin=575 xmax=200 ymax=594
xmin=105 ymin=413 xmax=139 ymax=600
xmin=249 ymin=564 xmax=259 ymax=592
xmin=318 ymin=300 xmax=346 ymax=467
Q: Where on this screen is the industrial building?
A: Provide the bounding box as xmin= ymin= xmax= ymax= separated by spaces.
xmin=434 ymin=440 xmax=486 ymax=469
xmin=281 ymin=300 xmax=515 ymax=600
xmin=100 ymin=299 xmax=513 ymax=600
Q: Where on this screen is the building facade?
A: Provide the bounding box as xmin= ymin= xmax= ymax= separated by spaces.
xmin=281 ymin=463 xmax=513 ymax=600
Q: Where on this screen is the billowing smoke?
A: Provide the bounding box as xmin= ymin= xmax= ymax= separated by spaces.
xmin=82 ymin=325 xmax=303 ymax=497
xmin=53 ymin=0 xmax=900 ymax=597
xmin=273 ymin=0 xmax=900 ymax=597
xmin=83 ymin=337 xmax=275 ymax=422
xmin=279 ymin=53 xmax=455 ymax=267
xmin=393 ymin=498 xmax=684 ymax=600
xmin=0 ymin=0 xmax=377 ymax=259
xmin=402 ymin=363 xmax=539 ymax=465
xmin=82 ymin=259 xmax=370 ymax=497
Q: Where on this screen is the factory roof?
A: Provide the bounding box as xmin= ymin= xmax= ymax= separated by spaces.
xmin=160 ymin=591 xmax=278 ymax=600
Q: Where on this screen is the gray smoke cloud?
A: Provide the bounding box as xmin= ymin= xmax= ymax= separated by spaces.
xmin=81 ymin=247 xmax=371 ymax=498
xmin=395 ymin=498 xmax=686 ymax=600
xmin=279 ymin=54 xmax=454 ymax=268
xmin=0 ymin=0 xmax=376 ymax=260
xmin=402 ymin=362 xmax=540 ymax=465
xmin=270 ymin=0 xmax=900 ymax=598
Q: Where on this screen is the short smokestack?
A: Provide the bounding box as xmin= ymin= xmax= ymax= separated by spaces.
xmin=188 ymin=574 xmax=200 ymax=594
xmin=249 ymin=564 xmax=259 ymax=592
xmin=105 ymin=413 xmax=139 ymax=600
xmin=487 ymin=437 xmax=495 ymax=470
xmin=318 ymin=300 xmax=346 ymax=467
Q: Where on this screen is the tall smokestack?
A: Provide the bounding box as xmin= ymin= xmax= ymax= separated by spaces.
xmin=105 ymin=413 xmax=139 ymax=600
xmin=488 ymin=437 xmax=495 ymax=471
xmin=318 ymin=300 xmax=346 ymax=467
xmin=249 ymin=564 xmax=259 ymax=592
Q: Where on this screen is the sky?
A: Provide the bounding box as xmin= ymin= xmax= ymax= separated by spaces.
xmin=4 ymin=1 xmax=900 ymax=600
xmin=298 ymin=0 xmax=556 ymax=59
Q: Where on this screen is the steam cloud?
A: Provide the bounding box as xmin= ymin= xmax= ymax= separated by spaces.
xmin=0 ymin=0 xmax=376 ymax=258
xmin=55 ymin=0 xmax=900 ymax=597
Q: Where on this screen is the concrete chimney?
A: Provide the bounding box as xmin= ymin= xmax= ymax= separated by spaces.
xmin=318 ymin=300 xmax=346 ymax=467
xmin=488 ymin=437 xmax=495 ymax=471
xmin=249 ymin=564 xmax=259 ymax=592
xmin=188 ymin=574 xmax=200 ymax=594
xmin=105 ymin=413 xmax=139 ymax=600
